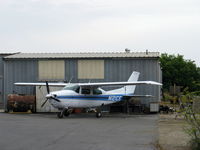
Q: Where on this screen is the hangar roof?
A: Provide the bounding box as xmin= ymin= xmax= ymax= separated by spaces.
xmin=0 ymin=52 xmax=19 ymax=55
xmin=4 ymin=52 xmax=160 ymax=59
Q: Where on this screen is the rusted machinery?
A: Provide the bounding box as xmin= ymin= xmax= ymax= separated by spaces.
xmin=7 ymin=94 xmax=36 ymax=112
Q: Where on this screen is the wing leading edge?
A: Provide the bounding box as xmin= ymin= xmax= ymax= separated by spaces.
xmin=78 ymin=81 xmax=162 ymax=87
xmin=14 ymin=82 xmax=68 ymax=87
xmin=15 ymin=81 xmax=162 ymax=87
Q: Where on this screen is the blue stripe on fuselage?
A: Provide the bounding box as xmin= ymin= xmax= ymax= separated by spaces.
xmin=56 ymin=94 xmax=126 ymax=101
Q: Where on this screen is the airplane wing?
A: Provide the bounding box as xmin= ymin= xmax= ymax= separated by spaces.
xmin=14 ymin=82 xmax=68 ymax=87
xmin=15 ymin=81 xmax=162 ymax=87
xmin=78 ymin=81 xmax=162 ymax=87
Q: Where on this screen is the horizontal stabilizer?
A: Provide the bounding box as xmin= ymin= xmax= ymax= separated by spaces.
xmin=125 ymin=95 xmax=154 ymax=97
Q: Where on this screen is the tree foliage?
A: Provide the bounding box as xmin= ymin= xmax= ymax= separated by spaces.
xmin=160 ymin=53 xmax=200 ymax=92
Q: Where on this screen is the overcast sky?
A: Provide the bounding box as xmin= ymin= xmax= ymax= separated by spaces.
xmin=0 ymin=0 xmax=200 ymax=66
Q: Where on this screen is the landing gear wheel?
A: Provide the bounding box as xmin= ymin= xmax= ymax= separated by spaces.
xmin=96 ymin=112 xmax=102 ymax=118
xmin=57 ymin=112 xmax=64 ymax=118
xmin=63 ymin=110 xmax=70 ymax=117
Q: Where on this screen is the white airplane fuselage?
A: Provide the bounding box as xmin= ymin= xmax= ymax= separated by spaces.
xmin=47 ymin=89 xmax=125 ymax=109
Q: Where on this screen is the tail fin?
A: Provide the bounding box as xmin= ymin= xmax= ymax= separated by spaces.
xmin=107 ymin=71 xmax=140 ymax=95
xmin=125 ymin=71 xmax=140 ymax=94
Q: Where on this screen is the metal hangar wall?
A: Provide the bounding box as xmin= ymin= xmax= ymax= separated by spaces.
xmin=2 ymin=52 xmax=162 ymax=111
xmin=0 ymin=53 xmax=18 ymax=108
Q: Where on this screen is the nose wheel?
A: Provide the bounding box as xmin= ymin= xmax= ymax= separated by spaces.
xmin=57 ymin=109 xmax=70 ymax=118
xmin=57 ymin=111 xmax=64 ymax=118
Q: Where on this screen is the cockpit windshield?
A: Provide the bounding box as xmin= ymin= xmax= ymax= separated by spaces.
xmin=63 ymin=84 xmax=80 ymax=93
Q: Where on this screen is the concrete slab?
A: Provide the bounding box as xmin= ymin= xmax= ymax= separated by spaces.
xmin=0 ymin=113 xmax=158 ymax=150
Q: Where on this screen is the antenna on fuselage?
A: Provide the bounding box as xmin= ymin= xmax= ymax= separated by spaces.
xmin=68 ymin=77 xmax=73 ymax=83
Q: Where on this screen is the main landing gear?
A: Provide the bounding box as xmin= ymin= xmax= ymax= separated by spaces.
xmin=96 ymin=111 xmax=102 ymax=118
xmin=57 ymin=108 xmax=102 ymax=118
xmin=57 ymin=109 xmax=70 ymax=118
xmin=95 ymin=108 xmax=102 ymax=118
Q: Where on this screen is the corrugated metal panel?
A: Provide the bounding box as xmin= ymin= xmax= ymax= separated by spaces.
xmin=3 ymin=60 xmax=38 ymax=109
xmin=4 ymin=52 xmax=160 ymax=59
xmin=78 ymin=60 xmax=104 ymax=79
xmin=38 ymin=60 xmax=64 ymax=81
xmin=65 ymin=59 xmax=77 ymax=82
xmin=0 ymin=56 xmax=4 ymax=105
xmin=0 ymin=78 xmax=3 ymax=107
xmin=0 ymin=57 xmax=4 ymax=78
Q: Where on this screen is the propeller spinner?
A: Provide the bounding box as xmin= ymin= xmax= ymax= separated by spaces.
xmin=41 ymin=81 xmax=60 ymax=107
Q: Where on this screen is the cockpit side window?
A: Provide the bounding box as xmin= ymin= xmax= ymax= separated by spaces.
xmin=75 ymin=87 xmax=80 ymax=93
xmin=63 ymin=85 xmax=80 ymax=93
xmin=81 ymin=88 xmax=90 ymax=95
xmin=93 ymin=88 xmax=102 ymax=95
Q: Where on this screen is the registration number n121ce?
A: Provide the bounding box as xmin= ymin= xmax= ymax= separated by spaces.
xmin=108 ymin=96 xmax=122 ymax=101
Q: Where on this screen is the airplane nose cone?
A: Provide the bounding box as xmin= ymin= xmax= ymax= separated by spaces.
xmin=46 ymin=94 xmax=52 ymax=98
xmin=46 ymin=93 xmax=57 ymax=99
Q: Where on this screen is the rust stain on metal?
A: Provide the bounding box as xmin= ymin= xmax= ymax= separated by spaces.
xmin=7 ymin=94 xmax=36 ymax=112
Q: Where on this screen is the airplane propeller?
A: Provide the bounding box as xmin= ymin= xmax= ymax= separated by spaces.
xmin=46 ymin=81 xmax=50 ymax=94
xmin=41 ymin=99 xmax=48 ymax=107
xmin=41 ymin=81 xmax=61 ymax=108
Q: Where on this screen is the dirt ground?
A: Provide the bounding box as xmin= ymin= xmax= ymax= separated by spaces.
xmin=158 ymin=114 xmax=191 ymax=150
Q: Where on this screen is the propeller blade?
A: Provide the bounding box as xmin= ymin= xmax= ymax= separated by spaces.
xmin=41 ymin=99 xmax=48 ymax=107
xmin=46 ymin=81 xmax=50 ymax=94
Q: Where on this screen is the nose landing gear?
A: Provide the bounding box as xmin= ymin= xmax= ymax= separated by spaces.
xmin=57 ymin=108 xmax=70 ymax=118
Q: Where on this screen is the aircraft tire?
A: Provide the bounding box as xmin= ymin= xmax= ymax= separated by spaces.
xmin=96 ymin=112 xmax=102 ymax=118
xmin=63 ymin=110 xmax=70 ymax=117
xmin=57 ymin=112 xmax=64 ymax=118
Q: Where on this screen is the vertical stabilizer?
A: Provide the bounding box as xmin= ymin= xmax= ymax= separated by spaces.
xmin=125 ymin=71 xmax=140 ymax=94
xmin=107 ymin=71 xmax=140 ymax=95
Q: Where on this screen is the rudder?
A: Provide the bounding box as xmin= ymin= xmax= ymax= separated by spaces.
xmin=125 ymin=71 xmax=140 ymax=94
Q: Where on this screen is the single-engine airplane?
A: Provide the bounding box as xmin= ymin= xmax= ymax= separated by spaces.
xmin=15 ymin=71 xmax=162 ymax=118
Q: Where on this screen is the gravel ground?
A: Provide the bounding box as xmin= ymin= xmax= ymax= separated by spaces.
xmin=158 ymin=114 xmax=191 ymax=150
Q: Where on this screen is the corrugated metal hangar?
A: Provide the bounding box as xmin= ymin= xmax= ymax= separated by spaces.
xmin=0 ymin=51 xmax=162 ymax=113
xmin=0 ymin=53 xmax=19 ymax=109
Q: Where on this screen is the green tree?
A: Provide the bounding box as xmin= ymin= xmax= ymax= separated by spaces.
xmin=160 ymin=53 xmax=200 ymax=92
